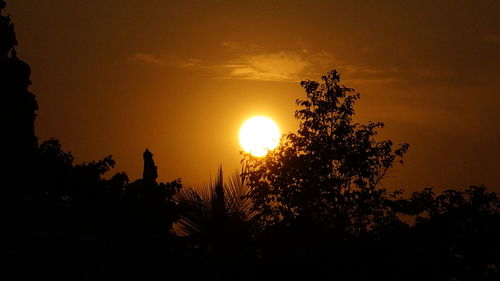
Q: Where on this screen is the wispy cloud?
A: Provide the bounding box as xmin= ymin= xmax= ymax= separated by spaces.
xmin=130 ymin=42 xmax=456 ymax=85
xmin=216 ymin=44 xmax=343 ymax=82
xmin=216 ymin=44 xmax=406 ymax=84
xmin=222 ymin=52 xmax=311 ymax=82
xmin=133 ymin=53 xmax=165 ymax=66
xmin=131 ymin=53 xmax=201 ymax=68
xmin=221 ymin=41 xmax=261 ymax=51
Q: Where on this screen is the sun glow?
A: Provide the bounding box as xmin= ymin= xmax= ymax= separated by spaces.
xmin=239 ymin=116 xmax=281 ymax=157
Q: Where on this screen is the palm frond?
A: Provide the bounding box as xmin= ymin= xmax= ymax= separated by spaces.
xmin=174 ymin=166 xmax=256 ymax=237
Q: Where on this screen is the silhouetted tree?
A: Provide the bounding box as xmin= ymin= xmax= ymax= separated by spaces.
xmin=36 ymin=139 xmax=74 ymax=204
xmin=177 ymin=167 xmax=256 ymax=252
xmin=175 ymin=167 xmax=257 ymax=278
xmin=243 ymin=70 xmax=409 ymax=237
xmin=33 ymin=140 xmax=183 ymax=236
xmin=399 ymin=186 xmax=500 ymax=280
xmin=176 ymin=166 xmax=256 ymax=241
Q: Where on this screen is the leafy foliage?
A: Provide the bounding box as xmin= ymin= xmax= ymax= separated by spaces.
xmin=395 ymin=186 xmax=500 ymax=280
xmin=29 ymin=138 xmax=182 ymax=236
xmin=243 ymin=70 xmax=409 ymax=235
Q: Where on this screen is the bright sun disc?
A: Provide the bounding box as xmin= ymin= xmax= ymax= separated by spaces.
xmin=239 ymin=116 xmax=281 ymax=157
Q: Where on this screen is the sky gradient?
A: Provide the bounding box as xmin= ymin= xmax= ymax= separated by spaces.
xmin=7 ymin=0 xmax=500 ymax=191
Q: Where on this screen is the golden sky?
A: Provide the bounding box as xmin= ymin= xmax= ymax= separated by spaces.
xmin=8 ymin=0 xmax=500 ymax=191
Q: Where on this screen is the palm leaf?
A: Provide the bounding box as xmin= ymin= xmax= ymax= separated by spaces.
xmin=174 ymin=166 xmax=256 ymax=237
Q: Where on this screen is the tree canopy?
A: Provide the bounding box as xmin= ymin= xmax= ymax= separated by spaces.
xmin=244 ymin=70 xmax=409 ymax=235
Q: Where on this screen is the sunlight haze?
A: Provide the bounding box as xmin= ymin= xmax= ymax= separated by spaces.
xmin=7 ymin=0 xmax=500 ymax=191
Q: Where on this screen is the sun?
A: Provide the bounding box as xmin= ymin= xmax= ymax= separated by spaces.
xmin=239 ymin=116 xmax=281 ymax=157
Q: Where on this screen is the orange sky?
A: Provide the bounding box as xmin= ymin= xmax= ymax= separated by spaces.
xmin=7 ymin=0 xmax=500 ymax=192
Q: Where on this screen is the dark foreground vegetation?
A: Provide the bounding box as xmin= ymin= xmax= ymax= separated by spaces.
xmin=1 ymin=1 xmax=499 ymax=280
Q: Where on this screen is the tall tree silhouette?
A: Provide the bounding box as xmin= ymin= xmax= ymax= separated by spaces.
xmin=243 ymin=70 xmax=409 ymax=236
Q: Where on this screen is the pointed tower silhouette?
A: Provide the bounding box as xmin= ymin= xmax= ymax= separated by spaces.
xmin=142 ymin=148 xmax=158 ymax=183
xmin=0 ymin=0 xmax=38 ymax=184
xmin=0 ymin=0 xmax=38 ymax=207
xmin=0 ymin=0 xmax=38 ymax=160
